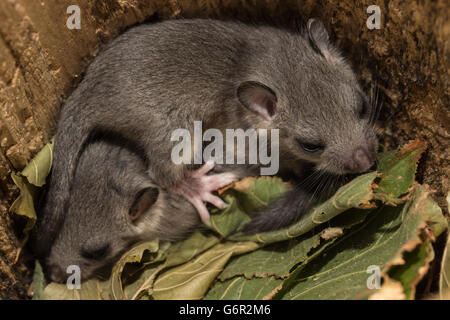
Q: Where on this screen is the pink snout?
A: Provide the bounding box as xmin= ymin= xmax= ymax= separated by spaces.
xmin=47 ymin=263 xmax=66 ymax=283
xmin=344 ymin=147 xmax=375 ymax=173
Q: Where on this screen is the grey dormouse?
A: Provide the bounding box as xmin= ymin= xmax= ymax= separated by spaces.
xmin=34 ymin=18 xmax=377 ymax=258
xmin=45 ymin=139 xmax=199 ymax=283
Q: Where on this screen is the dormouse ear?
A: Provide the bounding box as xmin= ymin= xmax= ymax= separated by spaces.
xmin=129 ymin=187 xmax=159 ymax=222
xmin=237 ymin=81 xmax=277 ymax=121
xmin=307 ymin=19 xmax=332 ymax=61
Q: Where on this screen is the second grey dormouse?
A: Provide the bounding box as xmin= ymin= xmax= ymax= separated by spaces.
xmin=45 ymin=139 xmax=199 ymax=282
xmin=34 ymin=18 xmax=378 ymax=258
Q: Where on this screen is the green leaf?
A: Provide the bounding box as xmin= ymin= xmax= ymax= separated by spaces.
xmin=374 ymin=139 xmax=427 ymax=204
xmin=218 ymin=208 xmax=372 ymax=282
xmin=21 ymin=138 xmax=54 ymax=187
xmin=210 ymin=177 xmax=291 ymax=237
xmin=218 ymin=235 xmax=322 ymax=281
xmin=32 ymin=261 xmax=47 ymax=300
xmin=211 ymin=233 xmax=341 ymax=300
xmin=9 ymin=139 xmax=54 ymax=236
xmin=119 ymin=232 xmax=219 ymax=300
xmin=9 ymin=173 xmax=38 ymax=234
xmin=164 ymin=232 xmax=220 ymax=267
xmin=205 ymin=276 xmax=282 ymax=300
xmin=110 ymin=240 xmax=166 ymax=300
xmin=152 ymin=241 xmax=260 ymax=299
xmin=206 ymin=208 xmax=371 ymax=300
xmin=440 ymin=234 xmax=450 ymax=300
xmin=439 ymin=193 xmax=450 ymax=300
xmin=388 ymin=240 xmax=434 ymax=300
xmin=41 ymin=279 xmax=109 ymax=300
xmin=230 ymin=171 xmax=377 ymax=243
xmin=275 ymin=185 xmax=446 ymax=300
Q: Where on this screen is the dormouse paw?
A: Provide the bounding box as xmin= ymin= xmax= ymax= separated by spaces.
xmin=172 ymin=160 xmax=237 ymax=225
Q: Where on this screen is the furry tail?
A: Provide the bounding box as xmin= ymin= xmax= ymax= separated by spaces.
xmin=241 ymin=184 xmax=315 ymax=234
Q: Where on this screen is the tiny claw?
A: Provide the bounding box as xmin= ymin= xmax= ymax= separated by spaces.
xmin=194 ymin=160 xmax=215 ymax=177
xmin=192 ymin=198 xmax=211 ymax=226
xmin=202 ymin=215 xmax=211 ymax=227
xmin=204 ymin=193 xmax=228 ymax=209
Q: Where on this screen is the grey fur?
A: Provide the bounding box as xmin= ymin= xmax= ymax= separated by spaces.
xmin=46 ymin=140 xmax=199 ymax=282
xmin=34 ymin=18 xmax=377 ymax=260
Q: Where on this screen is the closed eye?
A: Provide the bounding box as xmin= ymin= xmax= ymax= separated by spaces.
xmin=81 ymin=243 xmax=111 ymax=260
xmin=297 ymin=139 xmax=325 ymax=154
xmin=359 ymin=96 xmax=370 ymax=119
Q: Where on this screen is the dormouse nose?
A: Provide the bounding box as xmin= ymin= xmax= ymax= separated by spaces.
xmin=47 ymin=263 xmax=66 ymax=283
xmin=344 ymin=147 xmax=375 ymax=173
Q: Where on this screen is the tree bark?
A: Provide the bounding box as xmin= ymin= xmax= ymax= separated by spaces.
xmin=0 ymin=0 xmax=448 ymax=299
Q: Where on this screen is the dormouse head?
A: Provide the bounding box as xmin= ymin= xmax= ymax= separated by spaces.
xmin=236 ymin=19 xmax=378 ymax=175
xmin=45 ymin=142 xmax=162 ymax=283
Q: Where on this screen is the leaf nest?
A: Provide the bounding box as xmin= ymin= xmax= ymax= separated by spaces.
xmin=11 ymin=139 xmax=448 ymax=299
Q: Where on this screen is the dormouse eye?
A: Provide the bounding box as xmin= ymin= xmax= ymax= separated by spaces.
xmin=359 ymin=96 xmax=370 ymax=119
xmin=81 ymin=243 xmax=111 ymax=261
xmin=298 ymin=140 xmax=325 ymax=153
